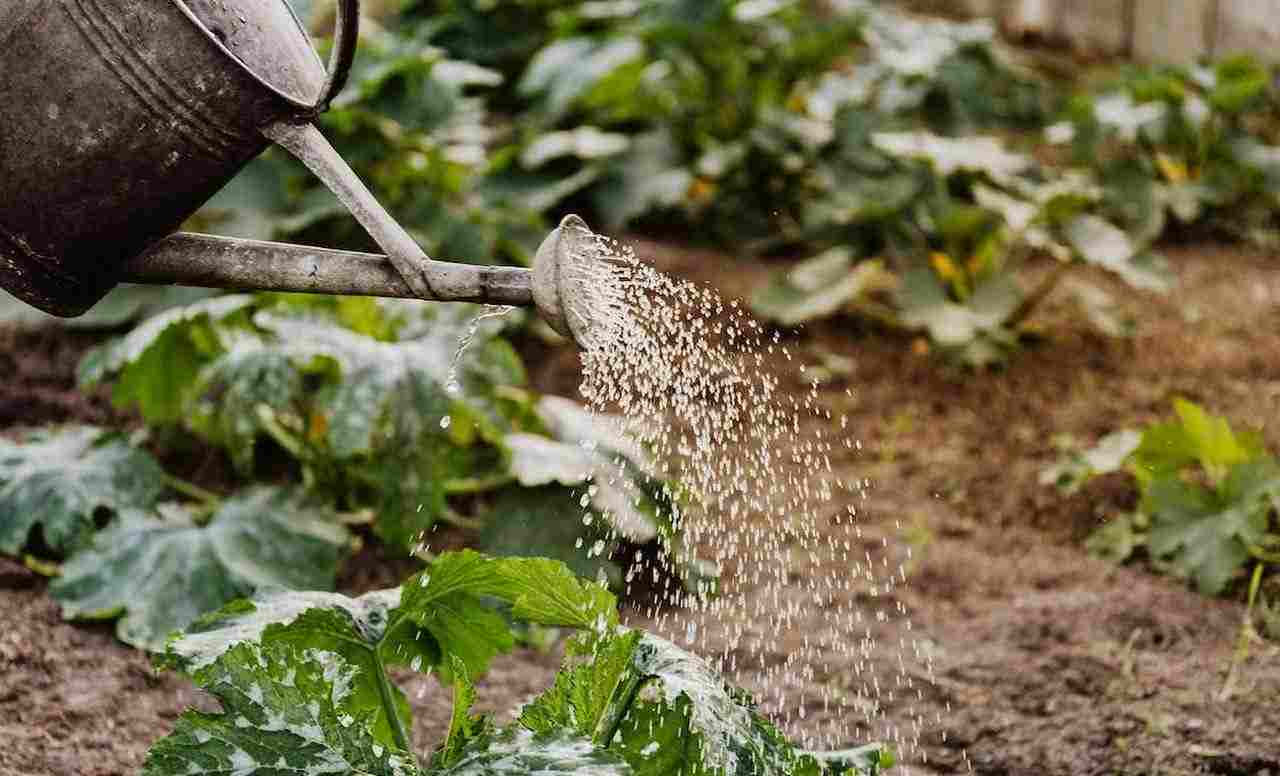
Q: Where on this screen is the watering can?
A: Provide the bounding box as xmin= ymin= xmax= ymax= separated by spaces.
xmin=0 ymin=0 xmax=596 ymax=345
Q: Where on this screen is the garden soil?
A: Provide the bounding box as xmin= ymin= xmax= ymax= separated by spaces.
xmin=2 ymin=242 xmax=1278 ymax=776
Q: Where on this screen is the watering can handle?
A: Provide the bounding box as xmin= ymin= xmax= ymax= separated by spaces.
xmin=313 ymin=0 xmax=360 ymax=113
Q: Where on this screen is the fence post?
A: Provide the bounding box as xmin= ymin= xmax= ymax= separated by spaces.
xmin=1132 ymin=0 xmax=1213 ymax=63
xmin=1214 ymin=0 xmax=1280 ymax=59
xmin=1059 ymin=0 xmax=1133 ymax=57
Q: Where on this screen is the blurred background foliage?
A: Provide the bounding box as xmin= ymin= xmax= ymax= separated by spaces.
xmin=189 ymin=0 xmax=1280 ymax=365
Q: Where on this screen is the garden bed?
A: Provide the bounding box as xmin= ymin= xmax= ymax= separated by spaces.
xmin=2 ymin=239 xmax=1279 ymax=776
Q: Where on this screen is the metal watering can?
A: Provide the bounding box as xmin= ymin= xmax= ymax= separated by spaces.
xmin=0 ymin=0 xmax=596 ymax=345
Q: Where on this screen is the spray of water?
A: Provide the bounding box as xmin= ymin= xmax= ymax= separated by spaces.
xmin=558 ymin=222 xmax=942 ymax=765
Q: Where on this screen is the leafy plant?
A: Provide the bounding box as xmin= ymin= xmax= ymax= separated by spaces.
xmin=77 ymin=293 xmax=706 ymax=586
xmin=1051 ymin=55 xmax=1280 ymax=247
xmin=0 ymin=426 xmax=165 ymax=555
xmin=1050 ymin=400 xmax=1280 ymax=596
xmin=750 ymin=131 xmax=1166 ymax=365
xmin=143 ymin=551 xmax=890 ymax=776
xmin=50 ymin=487 xmax=350 ymax=651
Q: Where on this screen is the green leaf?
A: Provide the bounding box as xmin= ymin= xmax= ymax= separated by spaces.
xmin=479 ymin=486 xmax=621 ymax=588
xmin=522 ymin=127 xmax=631 ymax=168
xmin=143 ymin=642 xmax=419 ymax=776
xmin=751 ymin=252 xmax=894 ymax=326
xmin=1062 ymin=215 xmax=1172 ymax=293
xmin=191 ymin=341 xmax=307 ymax=474
xmin=1039 ymin=430 xmax=1141 ymax=496
xmin=50 ymin=487 xmax=349 ymax=651
xmin=397 ymin=551 xmax=618 ymax=659
xmin=166 ymin=552 xmax=617 ymax=747
xmin=896 ymin=268 xmax=1021 ymax=364
xmin=77 ymin=295 xmax=256 ymax=424
xmin=869 ymin=132 xmax=1032 ymax=183
xmin=433 ymin=656 xmax=495 ymax=771
xmin=1132 ymin=399 xmax=1265 ymax=484
xmin=1085 ymin=513 xmax=1144 ymax=565
xmin=0 ymin=426 xmax=165 ymax=555
xmin=520 ymin=630 xmax=889 ymax=776
xmin=429 ymin=729 xmax=631 ymax=776
xmin=168 ymin=587 xmax=424 ymax=750
xmin=1144 ymin=459 xmax=1280 ymax=595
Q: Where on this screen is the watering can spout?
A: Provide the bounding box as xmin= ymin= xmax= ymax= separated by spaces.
xmin=123 ymin=211 xmax=598 ymax=348
xmin=0 ymin=0 xmax=599 ymax=349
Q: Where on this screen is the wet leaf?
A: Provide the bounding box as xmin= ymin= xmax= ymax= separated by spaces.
xmin=143 ymin=642 xmax=419 ymax=776
xmin=0 ymin=426 xmax=165 ymax=555
xmin=520 ymin=629 xmax=891 ymax=776
xmin=430 ymin=729 xmax=629 ymax=776
xmin=50 ymin=487 xmax=349 ymax=651
xmin=166 ymin=550 xmax=617 ymax=742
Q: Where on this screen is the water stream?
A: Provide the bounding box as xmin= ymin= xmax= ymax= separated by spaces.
xmin=441 ymin=228 xmax=941 ymax=766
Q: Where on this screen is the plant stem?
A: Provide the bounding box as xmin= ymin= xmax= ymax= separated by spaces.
xmin=595 ymin=670 xmax=648 ymax=748
xmin=440 ymin=507 xmax=485 ymax=531
xmin=1218 ymin=561 xmax=1265 ymax=701
xmin=373 ymin=650 xmax=412 ymax=752
xmin=162 ymin=474 xmax=222 ymax=507
xmin=445 ymin=474 xmax=515 ymax=495
xmin=1006 ymin=260 xmax=1071 ymax=329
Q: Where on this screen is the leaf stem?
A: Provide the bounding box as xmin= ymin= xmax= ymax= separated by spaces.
xmin=440 ymin=507 xmax=485 ymax=531
xmin=595 ymin=671 xmax=649 ymax=749
xmin=1218 ymin=561 xmax=1266 ymax=701
xmin=373 ymin=649 xmax=413 ymax=752
xmin=162 ymin=474 xmax=222 ymax=507
xmin=444 ymin=474 xmax=515 ymax=495
xmin=1006 ymin=259 xmax=1071 ymax=329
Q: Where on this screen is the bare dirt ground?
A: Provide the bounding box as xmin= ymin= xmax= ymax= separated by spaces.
xmin=1 ymin=241 xmax=1278 ymax=775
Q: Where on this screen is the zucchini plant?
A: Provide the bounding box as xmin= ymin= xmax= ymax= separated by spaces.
xmin=142 ymin=550 xmax=892 ymax=776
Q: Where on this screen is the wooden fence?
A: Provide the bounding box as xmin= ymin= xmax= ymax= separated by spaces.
xmin=908 ymin=0 xmax=1280 ymax=62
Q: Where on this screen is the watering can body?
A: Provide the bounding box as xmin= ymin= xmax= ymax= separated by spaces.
xmin=0 ymin=0 xmax=581 ymax=339
xmin=0 ymin=0 xmax=361 ymax=316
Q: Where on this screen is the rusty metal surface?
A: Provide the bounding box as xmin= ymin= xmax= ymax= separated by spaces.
xmin=0 ymin=0 xmax=557 ymax=329
xmin=0 ymin=0 xmax=351 ymax=317
xmin=124 ymin=232 xmax=536 ymax=305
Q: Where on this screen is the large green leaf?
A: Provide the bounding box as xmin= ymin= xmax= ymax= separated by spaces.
xmin=50 ymin=487 xmax=349 ymax=651
xmin=479 ymin=486 xmax=621 ymax=588
xmin=431 ymin=729 xmax=630 ymax=776
xmin=750 ymin=251 xmax=893 ymax=327
xmin=1132 ymin=398 xmax=1267 ymax=485
xmin=896 ymin=267 xmax=1022 ymax=365
xmin=143 ymin=642 xmax=419 ymax=776
xmin=190 ymin=339 xmax=308 ymax=474
xmin=520 ymin=630 xmax=892 ymax=776
xmin=164 ymin=551 xmax=618 ymax=748
xmin=77 ymin=295 xmax=256 ymax=424
xmin=0 ymin=426 xmax=165 ymax=555
xmin=1144 ymin=459 xmax=1280 ymax=595
xmin=1061 ymin=215 xmax=1172 ymax=293
xmin=870 ymin=132 xmax=1031 ymax=184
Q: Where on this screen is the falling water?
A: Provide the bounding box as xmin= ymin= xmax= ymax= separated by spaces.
xmin=558 ymin=223 xmax=941 ymax=765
